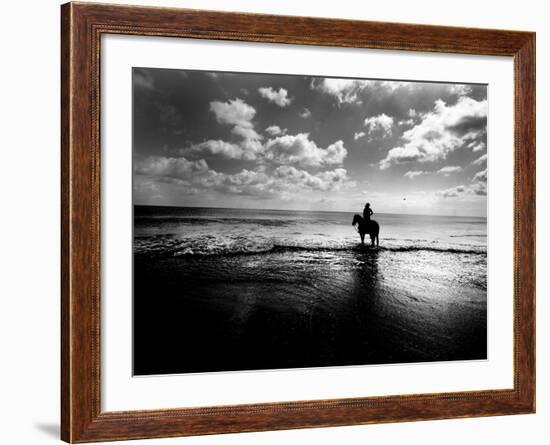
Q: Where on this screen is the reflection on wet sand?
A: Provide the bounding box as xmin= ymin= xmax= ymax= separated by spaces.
xmin=134 ymin=246 xmax=486 ymax=375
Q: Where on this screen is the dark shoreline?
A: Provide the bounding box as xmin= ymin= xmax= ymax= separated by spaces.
xmin=133 ymin=249 xmax=487 ymax=376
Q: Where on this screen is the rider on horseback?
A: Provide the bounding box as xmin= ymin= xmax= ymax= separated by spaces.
xmin=363 ymin=202 xmax=373 ymax=221
xmin=353 ymin=202 xmax=379 ymax=247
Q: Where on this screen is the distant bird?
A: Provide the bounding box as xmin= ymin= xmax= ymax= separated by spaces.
xmin=403 ymin=197 xmax=407 ymax=200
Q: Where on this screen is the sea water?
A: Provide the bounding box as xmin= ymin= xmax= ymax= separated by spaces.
xmin=133 ymin=205 xmax=487 ymax=374
xmin=134 ymin=205 xmax=487 ymax=257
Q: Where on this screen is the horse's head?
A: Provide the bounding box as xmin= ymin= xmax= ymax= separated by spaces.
xmin=352 ymin=214 xmax=362 ymax=226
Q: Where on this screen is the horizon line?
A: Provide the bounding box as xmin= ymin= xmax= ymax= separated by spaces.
xmin=133 ymin=203 xmax=487 ymax=219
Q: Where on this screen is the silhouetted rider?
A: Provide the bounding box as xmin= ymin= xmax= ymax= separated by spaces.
xmin=363 ymin=202 xmax=373 ymax=221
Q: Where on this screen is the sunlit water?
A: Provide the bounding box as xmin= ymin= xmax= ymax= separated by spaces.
xmin=134 ymin=206 xmax=487 ymax=256
xmin=133 ymin=206 xmax=487 ymax=374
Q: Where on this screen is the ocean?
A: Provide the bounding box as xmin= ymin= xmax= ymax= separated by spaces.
xmin=133 ymin=205 xmax=487 ymax=375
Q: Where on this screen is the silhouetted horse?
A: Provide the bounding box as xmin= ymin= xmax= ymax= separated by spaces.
xmin=352 ymin=214 xmax=380 ymax=247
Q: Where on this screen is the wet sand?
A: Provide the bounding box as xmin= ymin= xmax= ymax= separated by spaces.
xmin=133 ymin=248 xmax=487 ymax=375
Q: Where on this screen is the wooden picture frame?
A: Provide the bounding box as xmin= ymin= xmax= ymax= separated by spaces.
xmin=61 ymin=2 xmax=535 ymax=442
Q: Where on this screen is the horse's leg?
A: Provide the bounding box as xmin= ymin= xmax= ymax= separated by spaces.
xmin=360 ymin=233 xmax=365 ymax=245
xmin=371 ymin=235 xmax=375 ymax=247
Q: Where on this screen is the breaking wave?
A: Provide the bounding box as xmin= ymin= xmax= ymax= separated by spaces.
xmin=134 ymin=235 xmax=487 ymax=258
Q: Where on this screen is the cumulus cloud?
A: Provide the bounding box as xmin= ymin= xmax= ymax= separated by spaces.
xmin=363 ymin=113 xmax=394 ymax=138
xmin=210 ymin=98 xmax=256 ymax=128
xmin=379 ymin=81 xmax=414 ymax=92
xmin=135 ymin=155 xmax=353 ymax=198
xmin=274 ymin=166 xmax=353 ymax=192
xmin=472 ymin=154 xmax=487 ymax=166
xmin=136 ymin=155 xmax=270 ymax=194
xmin=467 ymin=140 xmax=486 ymax=152
xmin=211 ymin=169 xmax=271 ymax=195
xmin=398 ymin=109 xmax=418 ymax=127
xmin=230 ymin=123 xmax=258 ymax=140
xmin=404 ymin=170 xmax=429 ymax=179
xmin=470 ymin=182 xmax=487 ymax=195
xmin=265 ymin=125 xmax=287 ymax=136
xmin=354 ymin=131 xmax=366 ymax=141
xmin=437 ymin=175 xmax=487 ymax=199
xmin=185 ymin=98 xmax=346 ymax=167
xmin=472 ymin=168 xmax=487 ymax=183
xmin=437 ymin=166 xmax=462 ymax=176
xmin=258 ymin=87 xmax=293 ymax=107
xmin=184 ymin=140 xmax=248 ymax=160
xmin=379 ymin=96 xmax=487 ymax=169
xmin=311 ymin=78 xmax=414 ymax=104
xmin=311 ymin=78 xmax=366 ymax=104
xmin=398 ymin=119 xmax=415 ymax=127
xmin=448 ymin=84 xmax=473 ymax=97
xmin=135 ymin=156 xmax=210 ymax=181
xmin=438 ymin=185 xmax=466 ymax=198
xmin=264 ymin=133 xmax=347 ymax=167
xmin=300 ymin=108 xmax=312 ymax=118
xmin=323 ymin=141 xmax=348 ymax=165
xmin=180 ymin=98 xmax=264 ymax=160
xmin=210 ymin=99 xmax=262 ymax=145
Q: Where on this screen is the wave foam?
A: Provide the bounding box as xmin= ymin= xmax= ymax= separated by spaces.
xmin=134 ymin=235 xmax=486 ymax=258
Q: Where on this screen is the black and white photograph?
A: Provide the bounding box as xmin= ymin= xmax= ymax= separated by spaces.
xmin=132 ymin=68 xmax=488 ymax=376
xmin=2 ymin=0 xmax=545 ymax=443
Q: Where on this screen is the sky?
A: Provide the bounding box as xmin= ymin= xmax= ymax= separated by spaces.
xmin=133 ymin=68 xmax=488 ymax=217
